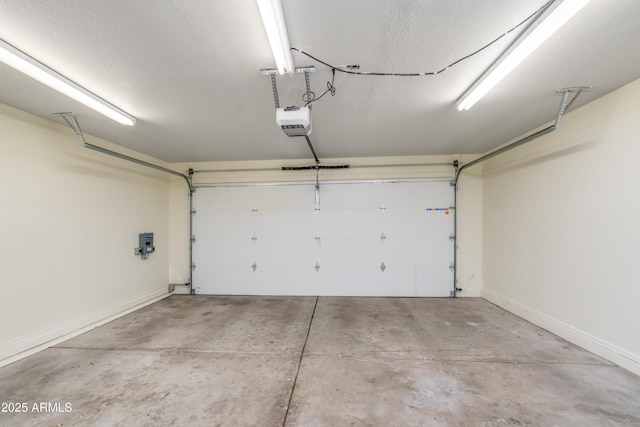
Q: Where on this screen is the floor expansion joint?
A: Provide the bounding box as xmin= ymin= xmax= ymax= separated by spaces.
xmin=282 ymin=295 xmax=319 ymax=426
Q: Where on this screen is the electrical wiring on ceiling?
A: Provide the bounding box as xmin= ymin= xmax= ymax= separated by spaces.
xmin=291 ymin=0 xmax=552 ymax=77
xmin=302 ymin=68 xmax=336 ymax=107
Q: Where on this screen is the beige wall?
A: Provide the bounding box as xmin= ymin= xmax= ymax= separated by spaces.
xmin=481 ymin=78 xmax=640 ymax=375
xmin=456 ymin=170 xmax=483 ymax=297
xmin=0 ymin=104 xmax=172 ymax=365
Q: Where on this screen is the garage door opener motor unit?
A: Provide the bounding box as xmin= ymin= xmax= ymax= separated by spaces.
xmin=276 ymin=106 xmax=311 ymax=136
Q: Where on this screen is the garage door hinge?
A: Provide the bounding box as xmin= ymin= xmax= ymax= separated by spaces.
xmin=380 ymin=233 xmax=386 ymax=243
xmin=191 ymin=209 xmax=196 ymax=215
xmin=315 ymin=262 xmax=320 ymax=272
xmin=252 ymin=235 xmax=257 ymax=242
xmin=449 ymin=233 xmax=455 ymax=241
xmin=252 ymin=262 xmax=257 ymax=272
xmin=380 ymin=262 xmax=386 ymax=272
xmin=191 ymin=235 xmax=196 ymax=244
xmin=191 ymin=262 xmax=196 ymax=271
xmin=449 ymin=262 xmax=455 ymax=272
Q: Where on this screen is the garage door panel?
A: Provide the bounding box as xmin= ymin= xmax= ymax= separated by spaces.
xmin=416 ymin=239 xmax=455 ymax=267
xmin=416 ymin=266 xmax=454 ymax=297
xmin=192 ymin=267 xmax=318 ymax=296
xmin=193 ymin=180 xmax=454 ymax=296
xmin=318 ymin=209 xmax=382 ymax=238
xmin=248 ymin=266 xmax=319 ymax=296
xmin=320 ymin=184 xmax=387 ymax=209
xmin=254 ymin=210 xmax=317 ymax=239
xmin=316 ymin=267 xmax=416 ymax=296
xmin=195 ymin=187 xmax=255 ymax=212
xmin=254 ymin=239 xmax=320 ymax=266
xmin=379 ymin=240 xmax=418 ymax=266
xmin=192 ymin=267 xmax=254 ymax=295
xmin=382 ymin=210 xmax=452 ymax=238
xmin=194 ymin=265 xmax=419 ymax=297
xmin=194 ymin=239 xmax=255 ymax=267
xmin=322 ymin=182 xmax=451 ymax=210
xmin=312 ymin=238 xmax=382 ymax=266
xmin=197 ymin=238 xmax=324 ymax=268
xmin=381 ymin=182 xmax=451 ymax=208
xmin=195 ymin=211 xmax=254 ymax=239
xmin=252 ymin=185 xmax=315 ymax=211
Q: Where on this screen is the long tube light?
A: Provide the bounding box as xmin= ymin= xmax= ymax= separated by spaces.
xmin=256 ymin=0 xmax=295 ymax=75
xmin=0 ymin=38 xmax=136 ymax=126
xmin=456 ymin=0 xmax=590 ymax=111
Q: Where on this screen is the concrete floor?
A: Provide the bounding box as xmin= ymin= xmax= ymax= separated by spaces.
xmin=1 ymin=296 xmax=639 ymax=426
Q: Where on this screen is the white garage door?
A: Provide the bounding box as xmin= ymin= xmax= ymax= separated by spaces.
xmin=192 ymin=180 xmax=454 ymax=297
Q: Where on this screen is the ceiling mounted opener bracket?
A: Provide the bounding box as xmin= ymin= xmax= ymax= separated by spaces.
xmin=304 ymin=70 xmax=312 ymax=110
xmin=260 ymin=66 xmax=316 ymax=110
xmin=554 ymin=87 xmax=591 ymax=127
xmin=53 ymin=112 xmax=87 ymax=145
xmin=269 ymin=73 xmax=280 ymax=109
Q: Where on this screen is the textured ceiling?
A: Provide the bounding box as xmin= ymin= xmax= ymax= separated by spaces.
xmin=1 ymin=0 xmax=640 ymax=163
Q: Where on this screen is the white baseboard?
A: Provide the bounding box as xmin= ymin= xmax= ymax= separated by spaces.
xmin=457 ymin=287 xmax=482 ymax=297
xmin=482 ymin=288 xmax=640 ymax=376
xmin=0 ymin=288 xmax=171 ymax=368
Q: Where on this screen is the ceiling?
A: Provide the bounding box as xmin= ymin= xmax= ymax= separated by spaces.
xmin=1 ymin=0 xmax=639 ymax=163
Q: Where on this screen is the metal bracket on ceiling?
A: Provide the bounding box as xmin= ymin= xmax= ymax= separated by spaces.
xmin=52 ymin=112 xmax=87 ymax=145
xmin=260 ymin=66 xmax=316 ymax=76
xmin=454 ymin=86 xmax=593 ymax=183
xmin=260 ymin=66 xmax=316 ymax=110
xmin=270 ymin=74 xmax=280 ymax=109
xmin=304 ymin=70 xmax=312 ymax=110
xmin=53 ymin=111 xmax=193 ymax=191
xmin=555 ymin=87 xmax=591 ymax=127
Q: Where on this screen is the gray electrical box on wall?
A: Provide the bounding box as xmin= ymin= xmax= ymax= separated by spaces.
xmin=135 ymin=232 xmax=155 ymax=260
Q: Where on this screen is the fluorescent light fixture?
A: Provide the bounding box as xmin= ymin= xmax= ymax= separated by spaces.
xmin=0 ymin=38 xmax=136 ymax=126
xmin=457 ymin=0 xmax=591 ymax=111
xmin=256 ymin=0 xmax=295 ymax=75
